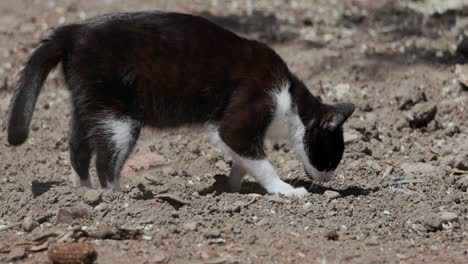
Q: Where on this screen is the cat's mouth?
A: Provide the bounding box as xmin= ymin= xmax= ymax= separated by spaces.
xmin=305 ymin=170 xmax=334 ymax=182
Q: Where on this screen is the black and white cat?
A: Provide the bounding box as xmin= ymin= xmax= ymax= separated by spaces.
xmin=7 ymin=11 xmax=354 ymax=197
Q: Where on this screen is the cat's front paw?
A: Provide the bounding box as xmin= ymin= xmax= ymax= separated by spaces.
xmin=282 ymin=187 xmax=308 ymax=198
xmin=267 ymin=182 xmax=308 ymax=197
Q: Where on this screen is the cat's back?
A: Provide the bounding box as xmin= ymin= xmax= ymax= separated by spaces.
xmin=74 ymin=11 xmax=244 ymax=56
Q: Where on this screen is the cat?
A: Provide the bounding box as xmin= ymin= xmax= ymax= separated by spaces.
xmin=7 ymin=11 xmax=354 ymax=197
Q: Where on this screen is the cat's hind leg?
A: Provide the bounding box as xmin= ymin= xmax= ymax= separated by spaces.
xmin=94 ymin=115 xmax=141 ymax=191
xmin=69 ymin=113 xmax=93 ymax=188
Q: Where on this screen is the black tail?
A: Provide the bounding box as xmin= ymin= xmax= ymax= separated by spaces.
xmin=7 ymin=25 xmax=77 ymax=145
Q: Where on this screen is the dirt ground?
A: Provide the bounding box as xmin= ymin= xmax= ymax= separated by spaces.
xmin=1 ymin=0 xmax=468 ymax=263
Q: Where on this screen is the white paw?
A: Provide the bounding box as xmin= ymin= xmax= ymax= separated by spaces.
xmin=282 ymin=187 xmax=308 ymax=198
xmin=267 ymin=182 xmax=308 ymax=197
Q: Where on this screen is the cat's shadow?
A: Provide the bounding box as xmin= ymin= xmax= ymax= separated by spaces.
xmin=31 ymin=180 xmax=65 ymax=198
xmin=199 ymin=174 xmax=377 ymax=197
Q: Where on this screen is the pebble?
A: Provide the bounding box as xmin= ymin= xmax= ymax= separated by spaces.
xmin=324 ymin=190 xmax=342 ymax=200
xmin=56 ymin=204 xmax=93 ymax=224
xmin=302 ymin=202 xmax=313 ymax=210
xmin=215 ymin=160 xmax=229 ymax=171
xmin=128 ymin=187 xmax=144 ymax=200
xmin=407 ymin=103 xmax=437 ymax=128
xmin=152 ymin=250 xmax=167 ymax=263
xmin=440 ymin=212 xmax=458 ymax=223
xmin=183 ymin=221 xmax=198 ymax=231
xmin=84 ymin=190 xmax=102 ymax=206
xmin=7 ymin=247 xmax=26 ymax=261
xmin=422 ymin=213 xmax=443 ymax=231
xmin=364 ymin=237 xmax=379 ymax=246
xmin=203 ymin=229 xmax=221 ymax=239
xmin=401 ymin=162 xmax=436 ymax=175
xmin=343 ymin=132 xmax=359 ymax=144
xmin=94 ymin=203 xmax=109 ymax=212
xmin=455 ymin=64 xmax=468 ymax=88
xmin=325 ymin=229 xmax=339 ymax=241
xmin=22 ymin=216 xmax=39 ymax=232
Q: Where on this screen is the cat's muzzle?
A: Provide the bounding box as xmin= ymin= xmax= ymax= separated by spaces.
xmin=305 ymin=169 xmax=334 ymax=182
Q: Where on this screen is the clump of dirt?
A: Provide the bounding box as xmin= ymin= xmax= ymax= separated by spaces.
xmin=1 ymin=0 xmax=467 ymax=263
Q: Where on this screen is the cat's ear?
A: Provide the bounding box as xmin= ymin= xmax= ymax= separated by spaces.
xmin=321 ymin=103 xmax=355 ymax=131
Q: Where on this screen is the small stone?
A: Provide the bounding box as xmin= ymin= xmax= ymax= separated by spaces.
xmin=440 ymin=212 xmax=458 ymax=223
xmin=203 ymin=229 xmax=221 ymax=239
xmin=422 ymin=213 xmax=443 ymax=232
xmin=94 ymin=203 xmax=109 ymax=212
xmin=407 ymin=103 xmax=437 ymax=128
xmin=455 ymin=64 xmax=468 ymax=89
xmin=333 ymin=83 xmax=351 ymax=100
xmin=325 ymin=229 xmax=339 ymax=241
xmin=302 ymin=202 xmax=313 ymax=210
xmin=183 ymin=222 xmax=198 ymax=231
xmin=152 ymin=250 xmax=167 ymax=263
xmin=324 ymin=190 xmax=341 ymax=200
xmin=128 ymin=187 xmax=144 ymax=200
xmin=215 ymin=160 xmax=229 ymax=171
xmin=22 ymin=216 xmax=39 ymax=232
xmin=366 ymin=160 xmax=382 ymax=172
xmin=7 ymin=247 xmax=27 ymax=261
xmin=84 ymin=190 xmax=102 ymax=206
xmin=364 ymin=237 xmax=379 ymax=246
xmin=401 ymin=162 xmax=436 ymax=175
xmin=343 ymin=132 xmax=359 ymax=144
xmin=56 ymin=204 xmax=93 ymax=224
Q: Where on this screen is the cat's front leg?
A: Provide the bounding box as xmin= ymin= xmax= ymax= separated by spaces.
xmin=228 ymin=162 xmax=246 ymax=192
xmin=235 ymin=157 xmax=308 ymax=197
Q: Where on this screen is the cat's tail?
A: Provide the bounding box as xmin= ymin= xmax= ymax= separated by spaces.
xmin=7 ymin=25 xmax=78 ymax=145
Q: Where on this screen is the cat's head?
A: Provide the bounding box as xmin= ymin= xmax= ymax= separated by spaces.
xmin=302 ymin=103 xmax=355 ymax=182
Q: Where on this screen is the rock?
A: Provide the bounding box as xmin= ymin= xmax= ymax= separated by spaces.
xmin=457 ymin=36 xmax=468 ymax=59
xmin=302 ymin=202 xmax=313 ymax=210
xmin=343 ymin=132 xmax=359 ymax=145
xmin=401 ymin=162 xmax=436 ymax=175
xmin=422 ymin=213 xmax=443 ymax=232
xmin=399 ymin=92 xmax=427 ymax=110
xmin=325 ymin=229 xmax=339 ymax=241
xmin=152 ymin=250 xmax=167 ymax=263
xmin=122 ymin=153 xmax=165 ymax=177
xmin=183 ymin=222 xmax=198 ymax=231
xmin=455 ymin=64 xmax=468 ymax=89
xmin=56 ymin=204 xmax=93 ymax=224
xmin=324 ymin=190 xmax=342 ymax=200
xmin=94 ymin=203 xmax=109 ymax=212
xmin=84 ymin=190 xmax=102 ymax=206
xmin=366 ymin=160 xmax=382 ymax=172
xmin=215 ymin=160 xmax=229 ymax=171
xmin=333 ymin=83 xmax=351 ymax=100
xmin=22 ymin=216 xmax=39 ymax=232
xmin=364 ymin=237 xmax=379 ymax=246
xmin=440 ymin=212 xmax=458 ymax=222
xmin=7 ymin=247 xmax=27 ymax=261
xmin=128 ymin=186 xmax=144 ymax=200
xmin=203 ymin=229 xmax=221 ymax=239
xmin=407 ymin=103 xmax=437 ymax=128
xmin=156 ymin=193 xmax=189 ymax=207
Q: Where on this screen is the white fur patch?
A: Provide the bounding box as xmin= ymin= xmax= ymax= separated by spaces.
xmin=208 ymin=126 xmax=307 ymax=197
xmin=100 ymin=117 xmax=133 ymax=190
xmin=266 ymin=80 xmax=334 ymax=182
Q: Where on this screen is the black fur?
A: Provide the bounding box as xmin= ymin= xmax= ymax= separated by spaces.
xmin=7 ymin=11 xmax=354 ymax=189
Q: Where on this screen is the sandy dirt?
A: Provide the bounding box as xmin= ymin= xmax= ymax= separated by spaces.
xmin=1 ymin=0 xmax=468 ymax=263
